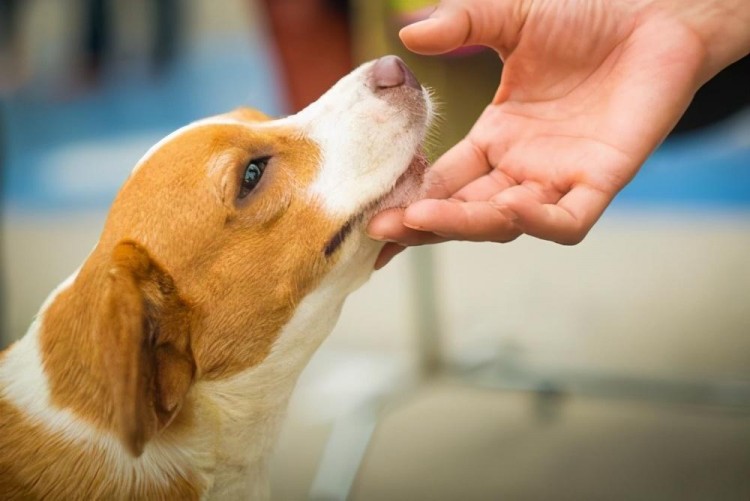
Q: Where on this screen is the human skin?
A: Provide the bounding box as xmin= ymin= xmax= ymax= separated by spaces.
xmin=368 ymin=0 xmax=750 ymax=268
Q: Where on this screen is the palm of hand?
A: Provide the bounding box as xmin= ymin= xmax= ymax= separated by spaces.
xmin=370 ymin=0 xmax=705 ymax=251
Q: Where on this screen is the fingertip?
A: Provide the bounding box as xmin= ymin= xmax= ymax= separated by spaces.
xmin=366 ymin=208 xmax=405 ymax=241
xmin=398 ymin=9 xmax=461 ymax=55
xmin=368 ymin=206 xmax=448 ymax=246
xmin=399 ymin=21 xmax=439 ymax=54
xmin=374 ymin=243 xmax=406 ymax=270
xmin=402 ymin=199 xmax=446 ymax=230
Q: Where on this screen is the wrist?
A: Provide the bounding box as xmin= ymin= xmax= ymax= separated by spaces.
xmin=642 ymin=0 xmax=750 ymax=82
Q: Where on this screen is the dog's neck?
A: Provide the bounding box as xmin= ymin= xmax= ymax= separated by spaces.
xmin=194 ymin=277 xmax=354 ymax=498
xmin=0 ymin=246 xmax=375 ymax=499
xmin=194 ymin=243 xmax=378 ymax=497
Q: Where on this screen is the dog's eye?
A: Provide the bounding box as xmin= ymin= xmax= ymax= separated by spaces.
xmin=239 ymin=157 xmax=269 ymax=199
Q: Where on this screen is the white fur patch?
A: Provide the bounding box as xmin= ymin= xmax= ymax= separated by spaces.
xmin=0 ymin=271 xmax=78 ymax=426
xmin=288 ymin=60 xmax=432 ymax=217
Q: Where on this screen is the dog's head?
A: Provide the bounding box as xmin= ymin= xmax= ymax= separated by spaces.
xmin=77 ymin=56 xmax=432 ymax=455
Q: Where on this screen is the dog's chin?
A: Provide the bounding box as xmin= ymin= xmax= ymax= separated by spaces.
xmin=370 ymin=152 xmax=430 ymax=215
xmin=325 ymin=152 xmax=428 ymax=258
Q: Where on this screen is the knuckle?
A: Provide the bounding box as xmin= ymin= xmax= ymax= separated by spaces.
xmin=557 ymin=227 xmax=588 ymax=246
xmin=492 ymin=229 xmax=522 ymax=244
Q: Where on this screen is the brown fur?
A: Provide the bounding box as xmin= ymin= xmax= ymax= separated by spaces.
xmin=0 ymin=109 xmax=350 ymax=498
xmin=0 ymin=398 xmax=202 ymax=500
xmin=103 ymin=240 xmax=195 ymax=456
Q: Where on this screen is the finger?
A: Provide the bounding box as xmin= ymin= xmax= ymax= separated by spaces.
xmin=399 ymin=1 xmax=522 ymax=56
xmin=367 ymin=208 xmax=449 ymax=246
xmin=423 ymin=138 xmax=492 ymax=199
xmin=451 ymin=169 xmax=516 ymax=202
xmin=403 ymin=199 xmax=521 ymax=242
xmin=398 ymin=5 xmax=469 ymax=56
xmin=374 ymin=243 xmax=405 ymax=270
xmin=492 ymin=184 xmax=613 ymax=245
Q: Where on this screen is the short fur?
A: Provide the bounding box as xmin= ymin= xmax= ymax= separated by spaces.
xmin=0 ymin=58 xmax=432 ymax=500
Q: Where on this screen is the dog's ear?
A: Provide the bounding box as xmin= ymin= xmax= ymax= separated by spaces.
xmin=100 ymin=240 xmax=195 ymax=457
xmin=227 ymin=106 xmax=272 ymax=123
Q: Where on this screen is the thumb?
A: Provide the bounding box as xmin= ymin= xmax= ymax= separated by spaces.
xmin=399 ymin=0 xmax=522 ymax=55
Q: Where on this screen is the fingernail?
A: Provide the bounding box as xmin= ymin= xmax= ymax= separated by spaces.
xmin=412 ymin=5 xmax=439 ymax=19
xmin=399 ymin=6 xmax=440 ymax=28
xmin=403 ymin=222 xmax=425 ymax=231
xmin=367 ymin=233 xmax=396 ymax=242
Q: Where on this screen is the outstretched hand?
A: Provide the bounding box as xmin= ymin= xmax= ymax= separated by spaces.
xmin=369 ymin=0 xmax=750 ymax=268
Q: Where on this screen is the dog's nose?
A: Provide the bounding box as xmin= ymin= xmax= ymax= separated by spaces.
xmin=372 ymin=56 xmax=421 ymax=91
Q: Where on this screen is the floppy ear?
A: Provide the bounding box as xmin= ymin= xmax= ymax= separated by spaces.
xmin=100 ymin=240 xmax=195 ymax=457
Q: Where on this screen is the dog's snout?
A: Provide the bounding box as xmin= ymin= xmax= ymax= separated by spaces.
xmin=371 ymin=56 xmax=421 ymax=91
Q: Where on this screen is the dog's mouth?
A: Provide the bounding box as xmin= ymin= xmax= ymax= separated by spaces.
xmin=373 ymin=151 xmax=430 ymax=213
xmin=323 ymin=151 xmax=429 ymax=257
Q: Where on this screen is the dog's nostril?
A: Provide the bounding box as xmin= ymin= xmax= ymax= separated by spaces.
xmin=373 ymin=56 xmax=405 ymax=88
xmin=372 ymin=55 xmax=421 ymax=91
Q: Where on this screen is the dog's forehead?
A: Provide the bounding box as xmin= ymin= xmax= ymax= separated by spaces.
xmin=133 ymin=118 xmax=260 ymax=174
xmin=131 ymin=106 xmax=282 ymax=174
xmin=104 ymin=110 xmax=327 ymax=263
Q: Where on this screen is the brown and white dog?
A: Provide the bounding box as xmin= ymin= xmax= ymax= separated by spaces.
xmin=0 ymin=56 xmax=432 ymax=500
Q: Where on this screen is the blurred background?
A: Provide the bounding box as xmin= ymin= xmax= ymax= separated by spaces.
xmin=1 ymin=0 xmax=749 ymax=499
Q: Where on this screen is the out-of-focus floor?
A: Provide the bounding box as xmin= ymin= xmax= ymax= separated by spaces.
xmin=366 ymin=383 xmax=749 ymax=501
xmin=275 ymin=382 xmax=750 ymax=501
xmin=2 ymin=1 xmax=749 ymax=499
xmin=265 ymin=215 xmax=750 ymax=500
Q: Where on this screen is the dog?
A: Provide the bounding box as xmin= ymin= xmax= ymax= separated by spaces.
xmin=0 ymin=55 xmax=432 ymax=500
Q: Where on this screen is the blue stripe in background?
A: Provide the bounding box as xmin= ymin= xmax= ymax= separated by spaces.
xmin=2 ymin=36 xmax=749 ymax=214
xmin=612 ymin=110 xmax=750 ymax=210
xmin=3 ymin=37 xmax=283 ymax=213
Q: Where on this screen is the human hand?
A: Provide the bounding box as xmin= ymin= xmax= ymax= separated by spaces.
xmin=369 ymin=0 xmax=750 ymax=268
